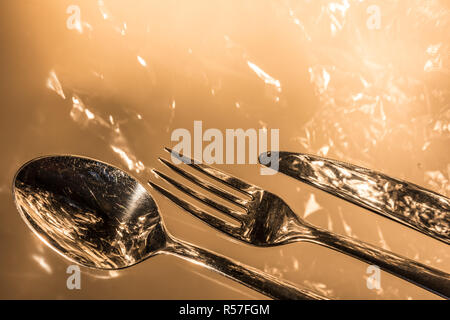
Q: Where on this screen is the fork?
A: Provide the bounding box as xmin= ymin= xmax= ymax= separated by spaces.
xmin=148 ymin=148 xmax=450 ymax=299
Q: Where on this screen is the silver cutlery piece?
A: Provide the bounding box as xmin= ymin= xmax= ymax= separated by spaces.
xmin=149 ymin=148 xmax=450 ymax=299
xmin=13 ymin=155 xmax=327 ymax=300
xmin=259 ymin=151 xmax=450 ymax=245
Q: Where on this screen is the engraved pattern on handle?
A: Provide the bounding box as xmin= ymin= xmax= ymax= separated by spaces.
xmin=277 ymin=152 xmax=450 ymax=244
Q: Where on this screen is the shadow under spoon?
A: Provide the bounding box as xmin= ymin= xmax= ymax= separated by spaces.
xmin=12 ymin=155 xmax=325 ymax=300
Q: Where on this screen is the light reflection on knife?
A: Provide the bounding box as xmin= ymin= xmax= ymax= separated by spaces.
xmin=259 ymin=151 xmax=450 ymax=245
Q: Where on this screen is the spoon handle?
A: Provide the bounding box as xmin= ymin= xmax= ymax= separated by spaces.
xmin=288 ymin=224 xmax=450 ymax=298
xmin=163 ymin=239 xmax=328 ymax=300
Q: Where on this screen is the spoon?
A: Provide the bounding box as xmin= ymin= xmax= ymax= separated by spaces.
xmin=12 ymin=155 xmax=326 ymax=300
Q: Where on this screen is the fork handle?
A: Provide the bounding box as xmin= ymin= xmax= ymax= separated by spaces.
xmin=163 ymin=238 xmax=328 ymax=300
xmin=296 ymin=225 xmax=450 ymax=298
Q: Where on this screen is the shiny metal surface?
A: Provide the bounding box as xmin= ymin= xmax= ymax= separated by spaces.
xmin=260 ymin=152 xmax=450 ymax=244
xmin=1 ymin=0 xmax=450 ymax=299
xmin=150 ymin=149 xmax=450 ymax=298
xmin=13 ymin=155 xmax=326 ymax=299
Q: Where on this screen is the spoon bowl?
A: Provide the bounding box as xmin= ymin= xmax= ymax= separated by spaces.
xmin=13 ymin=155 xmax=168 ymax=269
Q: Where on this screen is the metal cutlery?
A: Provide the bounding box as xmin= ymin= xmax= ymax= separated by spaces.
xmin=149 ymin=148 xmax=450 ymax=299
xmin=259 ymin=151 xmax=450 ymax=245
xmin=13 ymin=155 xmax=327 ymax=300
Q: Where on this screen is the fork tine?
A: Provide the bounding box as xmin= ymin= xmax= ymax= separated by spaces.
xmin=158 ymin=158 xmax=248 ymax=209
xmin=153 ymin=169 xmax=246 ymax=221
xmin=165 ymin=147 xmax=257 ymax=196
xmin=148 ymin=180 xmax=241 ymax=236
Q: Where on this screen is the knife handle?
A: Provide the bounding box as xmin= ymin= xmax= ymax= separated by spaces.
xmin=276 ymin=152 xmax=450 ymax=244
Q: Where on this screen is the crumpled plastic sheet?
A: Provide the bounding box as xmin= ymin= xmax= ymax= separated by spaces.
xmin=37 ymin=0 xmax=450 ymax=299
xmin=291 ymin=0 xmax=450 ymax=197
xmin=48 ymin=0 xmax=450 ymax=197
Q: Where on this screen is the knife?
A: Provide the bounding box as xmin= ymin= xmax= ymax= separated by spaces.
xmin=259 ymin=151 xmax=450 ymax=244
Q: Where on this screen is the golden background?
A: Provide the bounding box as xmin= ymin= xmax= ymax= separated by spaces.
xmin=0 ymin=0 xmax=449 ymax=299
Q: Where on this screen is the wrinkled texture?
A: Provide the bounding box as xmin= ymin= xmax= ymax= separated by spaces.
xmin=0 ymin=0 xmax=449 ymax=299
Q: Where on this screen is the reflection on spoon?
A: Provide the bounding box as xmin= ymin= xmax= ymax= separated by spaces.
xmin=13 ymin=155 xmax=326 ymax=300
